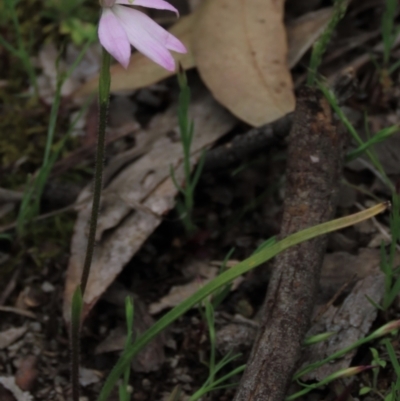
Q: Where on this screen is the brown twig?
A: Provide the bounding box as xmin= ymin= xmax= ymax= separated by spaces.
xmin=0 ymin=267 xmax=22 ymax=306
xmin=233 ymin=86 xmax=348 ymax=401
xmin=0 ymin=116 xmax=293 ymax=233
xmin=203 ymin=114 xmax=293 ymax=171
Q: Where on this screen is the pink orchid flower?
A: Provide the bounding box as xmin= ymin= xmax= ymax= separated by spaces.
xmin=98 ymin=0 xmax=187 ymax=71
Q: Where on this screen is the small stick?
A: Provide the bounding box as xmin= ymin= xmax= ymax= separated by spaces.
xmin=233 ymin=86 xmax=348 ymax=401
xmin=203 ymin=114 xmax=293 ymax=171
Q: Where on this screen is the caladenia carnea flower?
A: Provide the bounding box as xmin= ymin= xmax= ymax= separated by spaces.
xmin=98 ymin=0 xmax=187 ymax=71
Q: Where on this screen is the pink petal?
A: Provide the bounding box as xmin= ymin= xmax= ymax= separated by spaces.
xmin=115 ymin=0 xmax=179 ymax=15
xmin=98 ymin=8 xmax=132 ymax=68
xmin=114 ymin=6 xmax=184 ymax=70
xmin=118 ymin=6 xmax=186 ymax=53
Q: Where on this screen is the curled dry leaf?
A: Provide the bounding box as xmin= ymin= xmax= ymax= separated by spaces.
xmin=63 ymin=89 xmax=236 ymax=324
xmin=192 ymin=0 xmax=295 ymax=126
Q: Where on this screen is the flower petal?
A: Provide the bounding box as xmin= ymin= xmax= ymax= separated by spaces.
xmin=113 ymin=6 xmax=184 ymax=70
xmin=118 ymin=6 xmax=186 ymax=53
xmin=98 ymin=8 xmax=131 ymax=68
xmin=115 ymin=0 xmax=179 ymax=15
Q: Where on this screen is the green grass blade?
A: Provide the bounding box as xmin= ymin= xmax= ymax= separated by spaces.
xmin=97 ymin=202 xmax=387 ymax=401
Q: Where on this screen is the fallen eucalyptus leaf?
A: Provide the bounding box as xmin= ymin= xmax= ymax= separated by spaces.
xmin=63 ymin=88 xmax=236 ymax=324
xmin=192 ymin=0 xmax=295 ymax=126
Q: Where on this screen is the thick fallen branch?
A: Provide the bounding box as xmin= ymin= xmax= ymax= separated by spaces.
xmin=233 ymin=86 xmax=348 ymax=401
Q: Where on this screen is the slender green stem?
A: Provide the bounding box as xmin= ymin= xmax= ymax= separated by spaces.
xmin=80 ymin=48 xmax=111 ymax=294
xmin=70 ymin=286 xmax=83 ymax=401
xmin=307 ymin=0 xmax=347 ymax=87
xmin=69 ymin=48 xmax=110 ymax=401
xmin=173 ymin=70 xmax=198 ymax=233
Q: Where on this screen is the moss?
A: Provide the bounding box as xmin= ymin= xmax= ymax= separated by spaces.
xmin=0 ymin=94 xmax=48 ymax=186
xmin=25 ymin=212 xmax=76 ymax=266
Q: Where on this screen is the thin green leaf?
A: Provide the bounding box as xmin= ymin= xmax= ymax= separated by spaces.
xmin=97 ymin=203 xmax=388 ymax=401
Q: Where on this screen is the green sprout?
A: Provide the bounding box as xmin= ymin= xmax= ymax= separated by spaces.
xmin=170 ymin=69 xmax=206 ymax=234
xmin=307 ymin=0 xmax=347 ymax=87
xmin=119 ymin=297 xmax=134 ymax=401
xmin=189 ymin=300 xmax=245 ymax=401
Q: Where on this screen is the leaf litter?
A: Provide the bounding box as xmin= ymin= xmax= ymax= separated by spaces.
xmin=63 ymin=85 xmax=237 ymax=323
xmin=1 ymin=0 xmax=400 ymax=400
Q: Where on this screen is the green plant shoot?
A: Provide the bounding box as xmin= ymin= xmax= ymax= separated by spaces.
xmin=119 ymin=297 xmax=134 ymax=401
xmin=170 ymin=68 xmax=206 ymax=233
xmin=379 ymin=193 xmax=400 ymax=310
xmin=307 ymin=0 xmax=347 ymax=87
xmin=189 ymin=300 xmax=244 ymax=401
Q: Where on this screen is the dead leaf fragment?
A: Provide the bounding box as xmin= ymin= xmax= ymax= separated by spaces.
xmin=79 ymin=367 xmax=102 ymax=387
xmin=150 ymin=261 xmax=243 ymax=314
xmin=320 ymin=248 xmax=382 ymax=298
xmin=149 ymin=263 xmax=218 ymax=315
xmin=14 ymin=356 xmax=38 ymax=392
xmin=0 ymin=327 xmax=27 ymax=350
xmin=301 ymin=273 xmax=385 ymax=381
xmin=63 ymin=88 xmax=236 ymax=324
xmin=286 ymin=7 xmax=333 ymax=68
xmin=0 ymin=377 xmax=33 ymax=401
xmin=192 ymin=0 xmax=295 ymax=126
xmin=95 ymin=326 xmax=126 ymax=355
xmin=0 ymin=383 xmax=15 ymax=401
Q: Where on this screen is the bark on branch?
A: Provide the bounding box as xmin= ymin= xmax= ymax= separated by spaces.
xmin=233 ymin=86 xmax=348 ymax=401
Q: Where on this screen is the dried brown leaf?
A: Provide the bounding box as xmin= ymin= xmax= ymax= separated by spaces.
xmin=0 ymin=327 xmax=27 ymax=350
xmin=150 ymin=260 xmax=243 ymax=314
xmin=79 ymin=367 xmax=102 ymax=387
xmin=149 ymin=262 xmax=218 ymax=315
xmin=63 ymin=89 xmax=236 ymax=323
xmin=0 ymin=377 xmax=32 ymax=401
xmin=301 ymin=273 xmax=385 ymax=381
xmin=192 ymin=0 xmax=295 ymax=126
